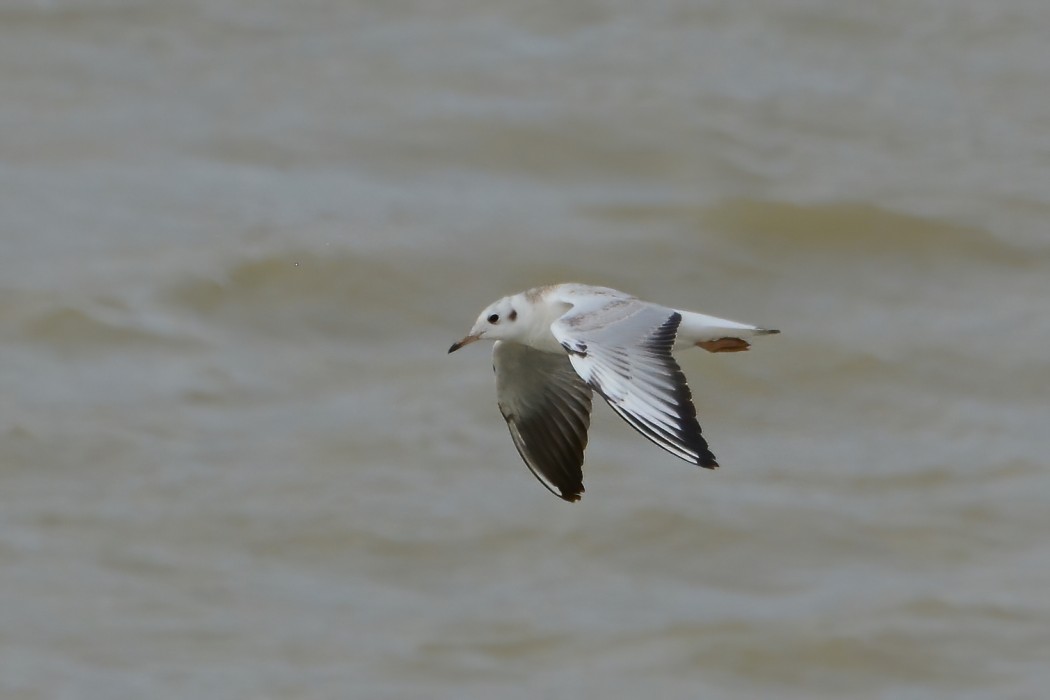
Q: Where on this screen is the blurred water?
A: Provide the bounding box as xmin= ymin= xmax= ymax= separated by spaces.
xmin=2 ymin=1 xmax=1049 ymax=698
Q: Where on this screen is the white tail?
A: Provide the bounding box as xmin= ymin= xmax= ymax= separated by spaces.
xmin=674 ymin=310 xmax=780 ymax=352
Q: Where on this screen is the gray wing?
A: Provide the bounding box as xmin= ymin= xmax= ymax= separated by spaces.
xmin=493 ymin=341 xmax=594 ymax=502
xmin=549 ymin=297 xmax=718 ymax=469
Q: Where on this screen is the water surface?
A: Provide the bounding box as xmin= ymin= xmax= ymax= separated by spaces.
xmin=2 ymin=2 xmax=1049 ymax=698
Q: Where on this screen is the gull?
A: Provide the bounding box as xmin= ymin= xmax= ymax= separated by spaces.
xmin=448 ymin=283 xmax=779 ymax=502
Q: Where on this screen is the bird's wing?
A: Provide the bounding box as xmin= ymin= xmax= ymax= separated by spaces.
xmin=548 ymin=293 xmax=718 ymax=468
xmin=493 ymin=340 xmax=594 ymax=502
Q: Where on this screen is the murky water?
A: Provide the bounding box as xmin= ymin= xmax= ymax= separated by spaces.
xmin=2 ymin=1 xmax=1049 ymax=698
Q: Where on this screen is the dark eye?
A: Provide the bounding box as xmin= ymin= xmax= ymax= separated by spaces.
xmin=508 ymin=309 xmax=517 ymax=321
xmin=487 ymin=313 xmax=500 ymax=324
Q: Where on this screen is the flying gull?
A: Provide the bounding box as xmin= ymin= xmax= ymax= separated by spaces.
xmin=449 ymin=283 xmax=778 ymax=501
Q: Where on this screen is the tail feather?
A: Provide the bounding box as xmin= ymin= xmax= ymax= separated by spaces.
xmin=675 ymin=310 xmax=780 ymax=348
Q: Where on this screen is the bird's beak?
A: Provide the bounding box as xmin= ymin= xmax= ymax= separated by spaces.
xmin=448 ymin=334 xmax=481 ymax=354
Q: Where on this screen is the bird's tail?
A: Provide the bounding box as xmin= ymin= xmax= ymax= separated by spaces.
xmin=675 ymin=310 xmax=780 ymax=353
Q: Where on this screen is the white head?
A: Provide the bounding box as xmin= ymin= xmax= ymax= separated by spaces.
xmin=448 ymin=293 xmax=529 ymax=353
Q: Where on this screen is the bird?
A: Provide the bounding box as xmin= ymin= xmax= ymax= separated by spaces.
xmin=448 ymin=283 xmax=779 ymax=501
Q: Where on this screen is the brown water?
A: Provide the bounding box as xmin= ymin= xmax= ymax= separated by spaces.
xmin=2 ymin=1 xmax=1049 ymax=698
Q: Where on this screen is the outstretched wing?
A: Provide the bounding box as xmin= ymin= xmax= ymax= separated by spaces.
xmin=493 ymin=341 xmax=594 ymax=502
xmin=549 ymin=296 xmax=718 ymax=469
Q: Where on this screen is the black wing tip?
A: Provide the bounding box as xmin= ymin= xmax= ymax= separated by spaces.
xmin=687 ymin=434 xmax=718 ymax=469
xmin=680 ymin=434 xmax=719 ymax=470
xmin=524 ymin=468 xmax=584 ymax=503
xmin=558 ymin=487 xmax=584 ymax=502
